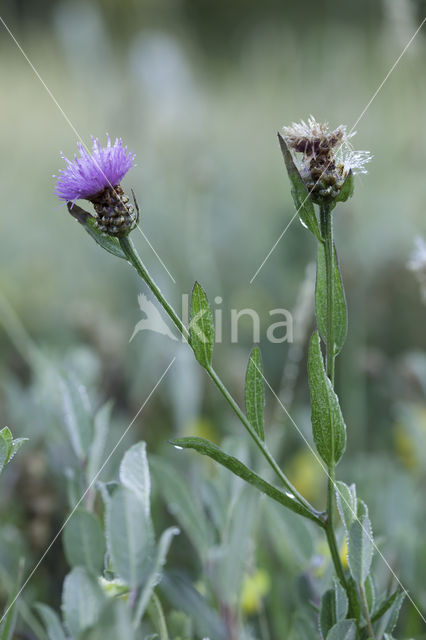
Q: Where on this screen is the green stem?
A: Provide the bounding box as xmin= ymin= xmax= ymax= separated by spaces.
xmin=319 ymin=206 xmax=352 ymax=602
xmin=120 ymin=236 xmax=189 ymax=341
xmin=119 ymin=235 xmax=323 ymax=525
xmin=360 ymin=585 xmax=375 ymax=639
xmin=320 ymin=205 xmax=335 ymax=384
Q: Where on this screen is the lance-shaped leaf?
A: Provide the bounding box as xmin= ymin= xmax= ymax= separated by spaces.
xmin=68 ymin=203 xmax=126 ymax=259
xmin=320 ymin=581 xmax=349 ymax=638
xmin=119 ymin=442 xmax=151 ymax=516
xmin=61 ymin=567 xmax=105 ymax=638
xmin=335 ymin=170 xmax=354 ymax=203
xmin=35 ymin=604 xmax=67 ymax=640
xmin=189 ymin=282 xmax=215 ymax=368
xmin=245 ymin=346 xmax=265 ymax=440
xmin=169 ymin=436 xmax=319 ymax=523
xmin=326 ymin=620 xmax=356 ymax=640
xmin=105 ymin=487 xmax=155 ymax=588
xmin=63 ymin=510 xmax=105 ymax=575
xmin=347 ymin=499 xmax=374 ymax=586
xmin=277 ymin=132 xmax=322 ymax=242
xmin=335 ymin=481 xmax=357 ymax=534
xmin=316 ymin=243 xmax=347 ymax=355
xmin=133 ymin=526 xmax=180 ymax=626
xmin=375 ymin=591 xmax=405 ymax=637
xmin=0 ymin=427 xmax=27 ymax=474
xmin=308 ymin=332 xmax=346 ymax=465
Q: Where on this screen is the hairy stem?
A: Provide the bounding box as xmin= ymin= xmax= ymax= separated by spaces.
xmin=360 ymin=585 xmax=375 ymax=638
xmin=119 ymin=235 xmax=323 ymax=524
xmin=319 ymin=206 xmax=352 ymax=604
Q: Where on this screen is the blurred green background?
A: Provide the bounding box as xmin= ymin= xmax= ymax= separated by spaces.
xmin=0 ymin=0 xmax=425 ymax=637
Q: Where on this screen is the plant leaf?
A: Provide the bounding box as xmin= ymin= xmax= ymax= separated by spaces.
xmin=277 ymin=132 xmax=322 ymax=241
xmin=133 ymin=526 xmax=180 ymax=627
xmin=87 ymin=401 xmax=112 ymax=485
xmin=60 ymin=373 xmax=93 ymax=461
xmin=0 ymin=428 xmax=12 ymax=473
xmin=63 ymin=510 xmax=105 ymax=575
xmin=169 ymin=436 xmax=319 ymax=522
xmin=364 ymin=575 xmax=376 ymax=615
xmin=320 ymin=581 xmax=348 ymax=638
xmin=150 ymin=456 xmax=212 ymax=560
xmin=326 ymin=619 xmax=357 ymax=640
xmin=35 ymin=603 xmax=67 ymax=640
xmin=316 ymin=243 xmax=347 ymax=355
xmin=308 ymin=331 xmax=346 ymax=465
xmin=335 ymin=171 xmax=354 ymax=203
xmin=119 ymin=442 xmax=151 ymax=516
xmin=335 ymin=481 xmax=357 ymax=534
xmin=347 ymin=499 xmax=374 ymax=585
xmin=105 ymin=487 xmax=154 ymax=588
xmin=189 ymin=282 xmax=215 ymax=368
xmin=245 ymin=346 xmax=265 ymax=440
xmin=61 ymin=567 xmax=105 ymax=638
xmin=68 ymin=203 xmax=126 ymax=259
xmin=375 ymin=591 xmax=405 ymax=637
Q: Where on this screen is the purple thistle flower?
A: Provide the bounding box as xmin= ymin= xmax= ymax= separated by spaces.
xmin=55 ymin=135 xmax=135 ymax=203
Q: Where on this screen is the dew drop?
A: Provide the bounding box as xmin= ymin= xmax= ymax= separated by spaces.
xmin=299 ymin=217 xmax=308 ymax=230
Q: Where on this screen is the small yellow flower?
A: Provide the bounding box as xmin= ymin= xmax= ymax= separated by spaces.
xmin=287 ymin=449 xmax=324 ymax=504
xmin=340 ymin=539 xmax=349 ymax=570
xmin=241 ymin=569 xmax=270 ymax=615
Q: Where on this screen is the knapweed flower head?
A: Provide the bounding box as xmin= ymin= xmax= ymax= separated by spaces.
xmin=55 ymin=135 xmax=138 ymax=237
xmin=282 ymin=116 xmax=371 ymax=205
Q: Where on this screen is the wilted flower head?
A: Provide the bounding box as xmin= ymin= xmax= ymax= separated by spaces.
xmin=282 ymin=116 xmax=371 ymax=205
xmin=55 ymin=136 xmax=138 ymax=237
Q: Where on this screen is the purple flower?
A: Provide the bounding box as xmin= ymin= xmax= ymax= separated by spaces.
xmin=55 ymin=135 xmax=135 ymax=203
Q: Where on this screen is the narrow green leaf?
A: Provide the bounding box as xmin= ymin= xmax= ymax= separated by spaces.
xmin=308 ymin=331 xmax=347 ymax=465
xmin=326 ymin=620 xmax=356 ymax=640
xmin=245 ymin=346 xmax=265 ymax=440
xmin=161 ymin=573 xmax=227 ymax=640
xmin=364 ymin=575 xmax=376 ymax=615
xmin=133 ymin=527 xmax=180 ymax=627
xmin=316 ymin=243 xmax=347 ymax=355
xmin=80 ymin=600 xmax=135 ymax=640
xmin=169 ymin=436 xmax=319 ymax=522
xmin=62 ymin=567 xmax=105 ymax=638
xmin=320 ymin=581 xmax=348 ymax=638
xmin=68 ymin=203 xmax=126 ymax=259
xmin=35 ymin=603 xmax=67 ymax=640
xmin=347 ymin=499 xmax=374 ymax=585
xmin=150 ymin=456 xmax=212 ymax=559
xmin=119 ymin=442 xmax=151 ymax=516
xmin=87 ymin=401 xmax=112 ymax=485
xmin=105 ymin=487 xmax=155 ymax=588
xmin=0 ymin=559 xmax=23 ymax=640
xmin=376 ymin=591 xmax=405 ymax=637
xmin=320 ymin=590 xmax=337 ymax=638
xmin=60 ymin=374 xmax=94 ymax=461
xmin=218 ymin=487 xmax=259 ymax=602
xmin=371 ymin=589 xmax=401 ymax=623
xmin=335 ymin=171 xmax=354 ymax=203
xmin=8 ymin=438 xmax=27 ymax=463
xmin=0 ymin=429 xmax=12 ymax=473
xmin=189 ymin=282 xmax=215 ymax=368
xmin=63 ymin=510 xmax=105 ymax=575
xmin=335 ymin=481 xmax=357 ymax=534
xmin=278 ymin=132 xmax=322 ymax=241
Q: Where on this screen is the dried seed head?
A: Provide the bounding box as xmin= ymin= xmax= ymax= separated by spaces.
xmin=283 ymin=116 xmax=371 ymax=205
